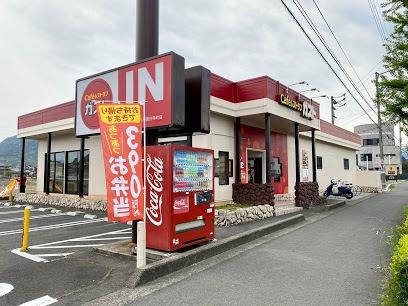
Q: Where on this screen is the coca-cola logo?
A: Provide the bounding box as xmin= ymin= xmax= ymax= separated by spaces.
xmin=174 ymin=196 xmax=189 ymax=214
xmin=146 ymin=154 xmax=164 ymax=226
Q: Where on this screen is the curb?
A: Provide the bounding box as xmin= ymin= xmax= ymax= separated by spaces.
xmin=325 ymin=200 xmax=346 ymax=211
xmin=127 ymin=213 xmax=305 ymax=288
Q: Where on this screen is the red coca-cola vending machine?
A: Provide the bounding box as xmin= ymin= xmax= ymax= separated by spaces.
xmin=145 ymin=144 xmax=215 ymax=251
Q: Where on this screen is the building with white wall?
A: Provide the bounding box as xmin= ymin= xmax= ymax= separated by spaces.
xmin=354 ymin=123 xmax=401 ymax=172
xmin=17 ymin=73 xmax=363 ymax=204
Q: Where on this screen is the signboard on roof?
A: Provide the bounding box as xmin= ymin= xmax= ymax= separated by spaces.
xmin=279 ymin=94 xmax=316 ymax=120
xmin=75 ymin=52 xmax=185 ymax=136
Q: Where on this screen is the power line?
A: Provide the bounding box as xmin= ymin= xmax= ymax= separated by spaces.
xmin=338 ymin=111 xmax=369 ymax=125
xmin=279 ymin=0 xmax=378 ymax=125
xmin=367 ymin=0 xmax=386 ymax=41
xmin=373 ymin=0 xmax=387 ymax=38
xmin=279 ymin=0 xmax=403 ymax=148
xmin=291 ymin=0 xmax=378 ymax=116
xmin=312 ymin=0 xmax=375 ymax=101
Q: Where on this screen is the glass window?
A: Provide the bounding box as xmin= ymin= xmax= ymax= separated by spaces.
xmin=363 ymin=138 xmax=379 ymax=146
xmin=214 ymin=159 xmax=220 ymax=177
xmin=317 ymin=156 xmax=323 ymax=169
xmin=45 ymin=150 xmax=89 ymax=195
xmin=217 ymin=151 xmax=229 ymax=185
xmin=344 ymin=158 xmax=350 ymax=170
xmin=228 ymin=159 xmax=233 ymax=177
xmin=66 ymin=151 xmax=80 ymax=194
xmin=360 ymin=154 xmax=373 ymax=161
xmin=271 ymin=157 xmax=282 ymax=182
xmin=83 ymin=150 xmax=89 ymax=195
xmin=48 ymin=152 xmax=64 ymax=193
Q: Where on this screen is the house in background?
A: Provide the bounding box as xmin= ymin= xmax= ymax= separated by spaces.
xmin=354 ymin=123 xmax=401 ymax=173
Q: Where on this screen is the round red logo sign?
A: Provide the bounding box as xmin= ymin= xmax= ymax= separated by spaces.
xmin=80 ymin=78 xmax=113 ymax=130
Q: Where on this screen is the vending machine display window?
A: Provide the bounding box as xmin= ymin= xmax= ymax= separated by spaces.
xmin=173 ymin=150 xmax=213 ymax=192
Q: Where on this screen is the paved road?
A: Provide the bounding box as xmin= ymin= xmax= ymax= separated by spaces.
xmin=90 ymin=182 xmax=408 ymax=306
xmin=0 ymin=202 xmax=130 ymax=305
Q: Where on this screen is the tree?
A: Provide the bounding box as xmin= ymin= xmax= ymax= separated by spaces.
xmin=378 ymin=0 xmax=408 ymax=130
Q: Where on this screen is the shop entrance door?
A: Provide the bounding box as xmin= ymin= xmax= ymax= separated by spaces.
xmin=247 ymin=149 xmax=265 ymax=184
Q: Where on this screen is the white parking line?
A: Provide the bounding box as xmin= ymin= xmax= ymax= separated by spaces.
xmin=38 ymin=208 xmax=53 ymax=212
xmin=66 ymin=211 xmax=84 ymax=216
xmin=19 ymin=295 xmax=58 ymax=306
xmin=0 ymin=283 xmax=14 ymax=296
xmin=0 ymin=213 xmax=64 ymax=224
xmin=0 ymin=218 xmax=105 ymax=236
xmin=11 ymin=249 xmax=48 ymax=263
xmin=0 ymin=205 xmax=25 ymax=209
xmin=31 ymin=244 xmax=104 ymax=249
xmin=84 ymin=214 xmax=97 ymax=219
xmin=11 ymin=228 xmax=131 ymax=263
xmin=0 ymin=209 xmax=40 ymax=215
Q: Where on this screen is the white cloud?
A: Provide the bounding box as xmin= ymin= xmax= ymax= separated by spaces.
xmin=0 ymin=0 xmax=389 ymax=142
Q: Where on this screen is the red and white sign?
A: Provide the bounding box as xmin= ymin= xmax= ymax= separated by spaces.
xmin=173 ymin=195 xmax=189 ymax=214
xmin=145 ymin=153 xmax=165 ymax=226
xmin=76 ymin=52 xmax=185 ymax=136
xmin=97 ymin=103 xmax=144 ymax=223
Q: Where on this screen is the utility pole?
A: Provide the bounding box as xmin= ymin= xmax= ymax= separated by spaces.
xmin=134 ymin=0 xmax=159 ymax=268
xmin=375 ymin=72 xmax=385 ymax=172
xmin=399 ymin=122 xmax=403 ymax=174
xmin=330 ymin=96 xmax=336 ymax=125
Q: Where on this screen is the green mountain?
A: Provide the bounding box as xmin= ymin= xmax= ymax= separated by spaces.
xmin=0 ymin=136 xmax=38 ymax=168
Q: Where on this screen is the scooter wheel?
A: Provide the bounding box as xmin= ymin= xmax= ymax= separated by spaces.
xmin=345 ymin=193 xmax=353 ymax=199
xmin=324 ymin=191 xmax=329 ymax=197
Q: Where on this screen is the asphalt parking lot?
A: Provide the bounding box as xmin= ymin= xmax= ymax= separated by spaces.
xmin=0 ymin=200 xmax=131 ymax=305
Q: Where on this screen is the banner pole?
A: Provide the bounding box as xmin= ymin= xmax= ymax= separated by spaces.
xmin=137 ymin=101 xmax=147 ymax=268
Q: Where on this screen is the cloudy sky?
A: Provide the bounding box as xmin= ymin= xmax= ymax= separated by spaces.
xmin=0 ymin=0 xmax=393 ymax=142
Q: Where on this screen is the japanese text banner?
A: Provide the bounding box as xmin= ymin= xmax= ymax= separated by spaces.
xmin=97 ymin=103 xmax=144 ymax=223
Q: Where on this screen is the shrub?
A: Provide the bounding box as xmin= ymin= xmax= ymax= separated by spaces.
xmin=382 ymin=205 xmax=408 ymax=305
xmin=389 ymin=206 xmax=408 ymax=252
xmin=382 ymin=235 xmax=408 ymax=305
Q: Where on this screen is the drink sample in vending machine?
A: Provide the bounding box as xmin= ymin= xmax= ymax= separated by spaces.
xmin=173 ymin=150 xmax=213 ymax=192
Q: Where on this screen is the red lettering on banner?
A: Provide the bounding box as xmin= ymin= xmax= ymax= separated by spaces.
xmin=97 ymin=103 xmax=144 ymax=223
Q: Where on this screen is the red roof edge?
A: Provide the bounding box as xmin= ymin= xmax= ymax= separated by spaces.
xmin=320 ymin=120 xmax=361 ymax=145
xmin=18 ymin=101 xmax=75 ymax=130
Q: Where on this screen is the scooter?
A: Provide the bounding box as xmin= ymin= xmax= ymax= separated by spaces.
xmin=324 ymin=179 xmax=353 ymax=199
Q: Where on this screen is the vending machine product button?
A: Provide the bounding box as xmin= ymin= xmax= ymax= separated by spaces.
xmin=207 ymin=208 xmax=213 ymax=213
xmin=197 ymin=215 xmax=203 ymax=220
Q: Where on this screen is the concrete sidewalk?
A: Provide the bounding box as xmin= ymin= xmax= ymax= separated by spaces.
xmin=94 ymin=193 xmax=376 ymax=289
xmin=92 ymin=186 xmax=402 ymax=306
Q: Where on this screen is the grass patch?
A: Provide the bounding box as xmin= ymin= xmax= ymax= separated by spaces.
xmin=216 ymin=203 xmax=251 ymax=211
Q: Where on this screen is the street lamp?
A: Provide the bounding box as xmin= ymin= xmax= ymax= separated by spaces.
xmin=300 ymin=88 xmax=319 ymax=94
xmin=286 ymin=81 xmax=309 ymax=94
xmin=311 ymin=94 xmax=329 ymax=100
xmin=333 ymin=93 xmax=346 ymax=99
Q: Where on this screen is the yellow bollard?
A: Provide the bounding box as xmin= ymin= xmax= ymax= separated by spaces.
xmin=8 ymin=190 xmax=13 ymax=202
xmin=21 ymin=207 xmax=31 ymax=252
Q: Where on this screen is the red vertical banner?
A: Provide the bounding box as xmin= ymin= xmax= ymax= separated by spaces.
xmin=97 ymin=103 xmax=144 ymax=223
